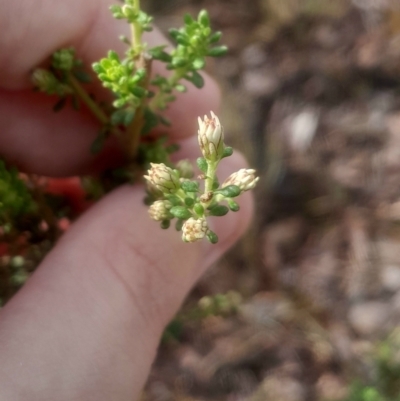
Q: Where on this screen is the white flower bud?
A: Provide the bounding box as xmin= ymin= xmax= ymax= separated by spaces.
xmin=222 ymin=169 xmax=259 ymax=192
xmin=197 ymin=111 xmax=225 ymax=161
xmin=144 ymin=163 xmax=180 ymax=194
xmin=149 ymin=200 xmax=172 ymax=221
xmin=182 ymin=217 xmax=209 ymax=242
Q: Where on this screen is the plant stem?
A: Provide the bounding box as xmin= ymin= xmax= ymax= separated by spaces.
xmin=201 ymin=160 xmax=218 ymax=210
xmin=131 ymin=0 xmax=142 ymax=57
xmin=205 ymin=161 xmax=217 ymax=194
xmin=126 ymin=55 xmax=152 ymax=158
xmin=68 ymin=74 xmax=108 ymax=125
xmin=67 ymin=74 xmax=124 ymax=138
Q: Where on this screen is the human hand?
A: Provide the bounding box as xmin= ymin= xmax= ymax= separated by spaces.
xmin=0 ymin=1 xmax=253 ymax=399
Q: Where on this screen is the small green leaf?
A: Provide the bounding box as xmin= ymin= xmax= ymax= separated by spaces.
xmin=198 ymin=10 xmax=210 ymax=27
xmin=107 ymin=50 xmax=120 ymax=62
xmin=207 ymin=230 xmax=218 ymax=244
xmin=161 ymin=220 xmax=170 ymax=229
xmin=193 ymin=203 xmax=204 ymax=216
xmin=207 ymin=46 xmax=228 ymax=57
xmin=123 ymin=110 xmax=135 ymax=126
xmin=92 ymin=62 xmax=101 ymax=73
xmin=171 ymin=57 xmax=187 ymax=68
xmin=148 ymin=46 xmax=172 ymax=62
xmin=217 ymin=185 xmax=241 ymax=198
xmin=184 ymin=197 xmax=195 ymax=207
xmin=197 ymin=157 xmax=208 ymax=173
xmin=141 ymin=108 xmax=159 ymax=135
xmin=174 ymin=36 xmax=189 ymax=46
xmin=209 ymin=31 xmax=222 ymax=44
xmin=131 ymin=86 xmax=147 ymax=98
xmin=208 ymin=205 xmax=229 ymax=216
xmin=181 ymin=181 xmax=199 ymax=192
xmin=170 ymin=206 xmax=192 ymax=220
xmin=111 ymin=109 xmax=130 ymax=126
xmin=184 ymin=13 xmax=195 ymax=25
xmin=110 ymin=4 xmax=124 ymax=18
xmin=228 ymin=199 xmax=240 ymax=212
xmin=186 ymin=71 xmax=204 ymax=88
xmin=167 ymin=196 xmax=182 ymax=206
xmin=222 ymin=147 xmax=233 ymax=158
xmin=168 ymin=28 xmax=180 ymax=41
xmin=192 ymin=57 xmax=205 ymax=70
xmin=175 ymin=219 xmax=184 ymax=231
xmin=175 ymin=84 xmax=187 ymax=93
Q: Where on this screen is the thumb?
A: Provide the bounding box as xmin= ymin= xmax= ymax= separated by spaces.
xmin=0 ymin=153 xmax=253 ymax=401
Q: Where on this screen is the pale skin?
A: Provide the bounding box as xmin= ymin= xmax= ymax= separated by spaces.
xmin=0 ymin=1 xmax=253 ymax=400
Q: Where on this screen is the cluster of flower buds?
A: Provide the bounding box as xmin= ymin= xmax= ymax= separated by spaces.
xmin=144 ymin=112 xmax=259 ymax=244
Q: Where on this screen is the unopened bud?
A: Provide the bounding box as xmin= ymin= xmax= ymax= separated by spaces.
xmin=31 ymin=69 xmax=70 ymax=96
xmin=222 ymin=169 xmax=259 ymax=192
xmin=149 ymin=200 xmax=173 ymax=221
xmin=198 ymin=111 xmax=225 ymax=162
xmin=182 ymin=217 xmax=208 ymax=242
xmin=52 ymin=48 xmax=75 ymax=71
xmin=144 ymin=163 xmax=180 ymax=194
xmin=176 ymin=159 xmax=194 ymax=179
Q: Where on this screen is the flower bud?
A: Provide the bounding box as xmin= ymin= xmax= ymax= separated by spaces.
xmin=197 ymin=111 xmax=225 ymax=162
xmin=144 ymin=163 xmax=180 ymax=194
xmin=149 ymin=200 xmax=173 ymax=221
xmin=222 ymin=169 xmax=259 ymax=192
xmin=182 ymin=217 xmax=209 ymax=242
xmin=52 ymin=48 xmax=75 ymax=71
xmin=176 ymin=159 xmax=194 ymax=179
xmin=31 ymin=69 xmax=70 ymax=96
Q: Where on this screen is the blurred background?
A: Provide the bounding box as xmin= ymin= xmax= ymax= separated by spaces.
xmin=142 ymin=1 xmax=400 ymax=400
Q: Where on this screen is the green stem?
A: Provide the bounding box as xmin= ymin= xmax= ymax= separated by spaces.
xmin=205 ymin=161 xmax=217 ymax=194
xmin=125 ymin=55 xmax=152 ymax=158
xmin=68 ymin=74 xmax=108 ymax=125
xmin=67 ymin=74 xmax=124 ymax=138
xmin=200 ymin=160 xmax=219 ymax=211
xmin=130 ymin=0 xmax=142 ymax=57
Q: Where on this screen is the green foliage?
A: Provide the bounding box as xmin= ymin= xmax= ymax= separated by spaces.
xmin=167 ymin=10 xmax=227 ymax=83
xmin=150 ymin=9 xmax=227 ymax=109
xmin=110 ymin=2 xmax=153 ymax=31
xmin=52 ymin=48 xmax=76 ymax=71
xmin=93 ymin=51 xmax=147 ymax=108
xmin=0 ymin=161 xmax=36 ymax=225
